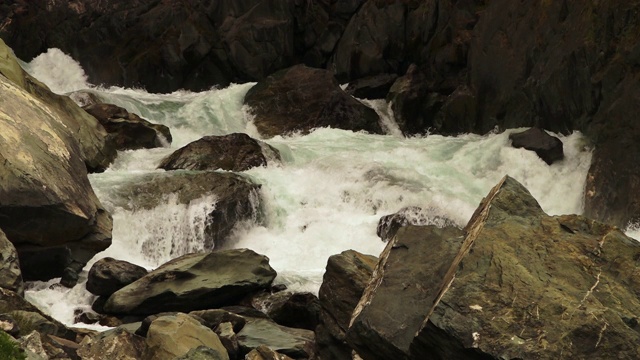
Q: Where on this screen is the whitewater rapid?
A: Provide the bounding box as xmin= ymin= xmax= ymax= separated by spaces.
xmin=21 ymin=48 xmax=598 ymax=328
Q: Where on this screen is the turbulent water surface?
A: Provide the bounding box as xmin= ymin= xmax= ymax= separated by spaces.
xmin=22 ymin=49 xmax=599 ymax=328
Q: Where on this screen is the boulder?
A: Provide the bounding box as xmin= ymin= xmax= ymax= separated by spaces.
xmin=315 ymin=250 xmax=377 ymax=360
xmin=109 ymin=171 xmax=261 ymax=249
xmin=176 ymin=345 xmax=229 ymax=360
xmin=250 ymin=291 xmax=320 ymax=331
xmin=0 ymin=38 xmax=116 ymax=172
xmin=0 ymin=229 xmax=23 ymax=296
xmin=237 ymin=317 xmax=315 ymax=359
xmin=244 ymin=65 xmax=382 ymax=138
xmin=245 ymin=345 xmax=295 ymax=360
xmin=143 ymin=313 xmax=229 ymax=360
xmin=189 ymin=310 xmax=247 ymax=334
xmin=0 ymin=71 xmax=112 ymax=282
xmin=386 ymin=65 xmax=436 ymax=135
xmin=376 ymin=206 xmax=457 ymax=242
xmin=83 ymin=103 xmax=172 ymax=150
xmin=509 ymin=128 xmax=564 ymax=165
xmin=77 ymin=327 xmax=146 ymax=360
xmin=0 ymin=314 xmax=20 ymax=337
xmin=344 ymin=74 xmax=398 ymax=100
xmin=348 ymin=176 xmax=640 ymax=359
xmin=158 ymin=133 xmax=280 ymax=172
xmin=103 ymin=249 xmax=277 ymax=316
xmin=86 ymin=257 xmax=149 ymax=297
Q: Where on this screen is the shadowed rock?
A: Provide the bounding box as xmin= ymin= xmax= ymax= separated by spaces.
xmin=509 ymin=127 xmax=564 ymax=165
xmin=244 ymin=65 xmax=382 ymax=138
xmin=86 ymin=257 xmax=148 ymax=297
xmin=159 ymin=133 xmax=280 ymax=172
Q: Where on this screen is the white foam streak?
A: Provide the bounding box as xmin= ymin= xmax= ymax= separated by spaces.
xmin=23 ymin=48 xmax=90 ymax=94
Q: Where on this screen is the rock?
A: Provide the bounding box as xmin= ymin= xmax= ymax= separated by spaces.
xmin=432 ymin=85 xmax=478 ymax=135
xmin=237 ymin=317 xmax=315 ymax=359
xmin=188 ymin=310 xmax=247 ymax=334
xmin=386 ymin=65 xmax=434 ymax=135
xmin=83 ymin=103 xmax=172 ymax=150
xmin=158 ymin=133 xmax=280 ymax=172
xmin=143 ymin=313 xmax=229 ymax=360
xmin=344 ymin=74 xmax=398 ymax=100
xmin=0 ymin=38 xmax=116 ymax=172
xmin=250 ymin=292 xmax=320 ymax=331
xmin=244 ymin=65 xmax=382 ymax=138
xmin=348 ymin=176 xmax=640 ymax=359
xmin=108 ymin=171 xmax=261 ymax=250
xmin=0 ymin=40 xmax=113 ymax=281
xmin=212 ymin=322 xmax=239 ymax=360
xmin=245 ymin=345 xmax=295 ymax=360
xmin=509 ymin=128 xmax=564 ymax=165
xmin=77 ymin=327 xmax=146 ymax=360
xmin=315 ymin=250 xmax=377 ymax=360
xmin=17 ymin=331 xmax=49 ymax=360
xmin=176 ymin=345 xmax=229 ymax=360
xmin=0 ymin=314 xmax=20 ymax=337
xmin=8 ymin=311 xmax=58 ymax=337
xmin=86 ymin=257 xmax=148 ymax=297
xmin=347 ymin=225 xmax=464 ymax=360
xmin=376 ymin=206 xmax=457 ymax=242
xmin=0 ymin=229 xmax=23 ymax=296
xmin=103 ymin=249 xmax=277 ymax=316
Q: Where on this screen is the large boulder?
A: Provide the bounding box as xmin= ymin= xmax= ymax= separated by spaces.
xmin=158 ymin=133 xmax=280 ymax=172
xmin=103 ymin=249 xmax=277 ymax=316
xmin=83 ymin=103 xmax=172 ymax=150
xmin=509 ymin=127 xmax=564 ymax=165
xmin=86 ymin=257 xmax=149 ymax=297
xmin=143 ymin=313 xmax=229 ymax=360
xmin=0 ymin=71 xmax=112 ymax=281
xmin=348 ymin=176 xmax=640 ymax=359
xmin=315 ymin=250 xmax=377 ymax=360
xmin=109 ymin=171 xmax=261 ymax=249
xmin=244 ymin=65 xmax=382 ymax=138
xmin=0 ymin=229 xmax=23 ymax=296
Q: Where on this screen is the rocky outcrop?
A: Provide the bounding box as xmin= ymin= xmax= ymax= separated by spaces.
xmin=83 ymin=103 xmax=172 ymax=150
xmin=509 ymin=128 xmax=564 ymax=165
xmin=86 ymin=257 xmax=149 ymax=297
xmin=348 ymin=176 xmax=640 ymax=359
xmin=158 ymin=133 xmax=280 ymax=172
xmin=77 ymin=327 xmax=146 ymax=360
xmin=109 ymin=171 xmax=261 ymax=249
xmin=0 ymin=229 xmax=23 ymax=296
xmin=315 ymin=250 xmax=377 ymax=360
xmin=244 ymin=65 xmax=382 ymax=138
xmin=103 ymin=249 xmax=277 ymax=316
xmin=143 ymin=313 xmax=229 ymax=360
xmin=0 ymin=70 xmax=112 ymax=282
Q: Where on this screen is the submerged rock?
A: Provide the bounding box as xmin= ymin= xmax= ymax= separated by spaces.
xmin=348 ymin=176 xmax=640 ymax=359
xmin=244 ymin=64 xmax=382 ymax=138
xmin=509 ymin=127 xmax=564 ymax=165
xmin=83 ymin=103 xmax=172 ymax=150
xmin=109 ymin=171 xmax=261 ymax=249
xmin=103 ymin=249 xmax=277 ymax=316
xmin=159 ymin=133 xmax=280 ymax=172
xmin=86 ymin=257 xmax=149 ymax=297
xmin=376 ymin=206 xmax=457 ymax=242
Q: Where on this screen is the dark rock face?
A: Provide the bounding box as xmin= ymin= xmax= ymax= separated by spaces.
xmin=103 ymin=249 xmax=277 ymax=316
xmin=159 ymin=133 xmax=280 ymax=172
xmin=250 ymin=291 xmax=320 ymax=331
xmin=86 ymin=257 xmax=149 ymax=297
xmin=83 ymin=103 xmax=172 ymax=150
xmin=348 ymin=176 xmax=640 ymax=359
xmin=344 ymin=73 xmax=397 ymax=100
xmin=509 ymin=127 xmax=564 ymax=165
xmin=244 ymin=65 xmax=382 ymax=137
xmin=315 ymin=250 xmax=377 ymax=360
xmin=109 ymin=171 xmax=261 ymax=250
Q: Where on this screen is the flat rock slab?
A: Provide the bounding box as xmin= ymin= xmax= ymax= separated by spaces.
xmin=237 ymin=317 xmax=315 ymax=359
xmin=104 ymin=249 xmax=276 ymax=316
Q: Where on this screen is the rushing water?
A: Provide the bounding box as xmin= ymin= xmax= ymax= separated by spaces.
xmin=21 ymin=48 xmax=598 ymax=328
